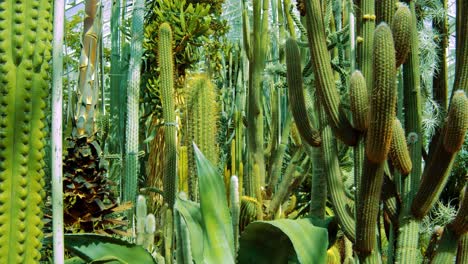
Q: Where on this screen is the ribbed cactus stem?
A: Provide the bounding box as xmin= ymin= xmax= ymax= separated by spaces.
xmin=321 ymin=126 xmax=356 ymax=242
xmin=285 ymin=38 xmax=321 ymax=147
xmin=389 ymin=118 xmax=412 ymax=175
xmin=355 ymin=157 xmax=385 ymax=256
xmin=349 ymin=70 xmax=369 ymax=131
xmin=304 ymin=0 xmax=358 ymax=146
xmin=457 ymin=233 xmax=468 ymax=264
xmin=365 ymin=23 xmax=397 ymax=163
xmin=391 ymin=4 xmax=412 ymax=68
xmin=449 ymin=185 xmax=468 ymax=236
xmin=0 ymin=0 xmax=52 ymax=261
xmin=411 ymin=91 xmax=468 ymax=219
xmin=159 ymin=23 xmax=177 ymax=208
xmin=135 ymin=195 xmax=147 ymax=245
xmin=144 ymin=213 xmax=156 ymax=251
xmin=376 ymin=0 xmax=396 ymax=24
xmin=431 ymin=227 xmax=458 ymax=263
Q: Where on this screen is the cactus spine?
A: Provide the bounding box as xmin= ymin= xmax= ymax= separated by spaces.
xmin=443 ymin=90 xmax=468 ymax=153
xmin=304 ymin=0 xmax=358 ymax=146
xmin=376 ymin=0 xmax=396 ymax=24
xmin=186 ymin=74 xmax=219 ymax=200
xmin=159 ymin=23 xmax=177 ymax=208
xmin=285 ymin=38 xmax=321 ymax=147
xmin=0 ymin=0 xmax=52 ymax=261
xmin=365 ymin=23 xmax=397 ymax=163
xmin=391 ymin=4 xmax=412 ymax=68
xmin=389 ymin=118 xmax=412 ymax=175
xmin=349 ymin=70 xmax=369 ymax=131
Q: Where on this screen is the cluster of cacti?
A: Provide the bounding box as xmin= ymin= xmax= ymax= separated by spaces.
xmin=0 ymin=0 xmax=52 ymax=261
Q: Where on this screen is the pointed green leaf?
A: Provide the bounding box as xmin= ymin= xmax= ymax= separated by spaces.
xmin=193 ymin=143 xmax=235 ymax=263
xmin=238 ymin=218 xmax=329 ymax=264
xmin=63 ymin=234 xmax=156 ymax=264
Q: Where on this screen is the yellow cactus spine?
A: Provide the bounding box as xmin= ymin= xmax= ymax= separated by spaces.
xmin=389 ymin=118 xmax=412 ymax=175
xmin=365 ymin=23 xmax=397 ymax=163
xmin=349 ymin=70 xmax=369 ymax=131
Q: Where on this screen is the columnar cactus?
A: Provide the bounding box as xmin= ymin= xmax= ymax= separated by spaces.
xmin=349 ymin=70 xmax=369 ymax=131
xmin=365 ymin=23 xmax=397 ymax=163
xmin=159 ymin=23 xmax=177 ymax=208
xmin=0 ymin=0 xmax=52 ymax=261
xmin=285 ymin=38 xmax=321 ymax=147
xmin=186 ymin=74 xmax=219 ymax=200
xmin=389 ymin=118 xmax=412 ymax=175
xmin=391 ymin=4 xmax=412 ymax=68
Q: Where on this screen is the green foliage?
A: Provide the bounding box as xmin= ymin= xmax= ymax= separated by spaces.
xmin=61 ymin=234 xmax=157 ymax=263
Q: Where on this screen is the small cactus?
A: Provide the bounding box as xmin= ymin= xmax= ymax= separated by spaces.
xmin=391 ymin=4 xmax=412 ymax=68
xmin=389 ymin=118 xmax=412 ymax=175
xmin=349 ymin=70 xmax=369 ymax=131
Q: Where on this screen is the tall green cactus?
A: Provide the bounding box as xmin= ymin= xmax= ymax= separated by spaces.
xmin=285 ymin=38 xmax=321 ymax=147
xmin=391 ymin=4 xmax=411 ymax=68
xmin=304 ymin=0 xmax=357 ymax=146
xmin=186 ymin=74 xmax=219 ymax=201
xmin=123 ymin=0 xmax=146 ymax=207
xmin=0 ymin=0 xmax=52 ymax=261
xmin=159 ymin=23 xmax=177 ymax=208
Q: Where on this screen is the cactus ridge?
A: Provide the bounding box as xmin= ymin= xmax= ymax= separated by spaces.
xmin=159 ymin=23 xmax=177 ymax=208
xmin=391 ymin=4 xmax=412 ymax=68
xmin=285 ymin=38 xmax=321 ymax=147
xmin=443 ymin=90 xmax=468 ymax=153
xmin=389 ymin=118 xmax=412 ymax=175
xmin=349 ymin=70 xmax=369 ymax=131
xmin=365 ymin=23 xmax=397 ymax=163
xmin=376 ymin=0 xmax=397 ymax=24
xmin=0 ymin=0 xmax=52 ymax=261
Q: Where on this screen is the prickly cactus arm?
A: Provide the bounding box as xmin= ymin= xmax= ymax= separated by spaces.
xmin=285 ymin=38 xmax=321 ymax=147
xmin=396 ymin=2 xmax=423 ymax=262
xmin=389 ymin=118 xmax=412 ymax=175
xmin=457 ymin=233 xmax=468 ymax=264
xmin=391 ymin=4 xmax=412 ymax=68
xmin=136 ymin=195 xmax=147 ymax=245
xmin=349 ymin=70 xmax=369 ymax=131
xmin=304 ymin=0 xmax=358 ymax=146
xmin=159 ymin=23 xmax=177 ymax=208
xmin=443 ymin=90 xmax=468 ymax=153
xmin=376 ymin=0 xmax=396 ymax=24
xmin=123 ymin=0 xmax=145 ymax=206
xmin=321 ymin=126 xmax=356 ymax=242
xmin=411 ymin=91 xmax=468 ymax=219
xmin=164 ymin=208 xmax=173 ymax=264
xmin=0 ymin=0 xmax=52 ymax=261
xmin=365 ymin=23 xmax=397 ymax=163
xmin=355 ymin=158 xmax=385 ymax=257
xmin=305 ymin=143 xmax=327 ymax=218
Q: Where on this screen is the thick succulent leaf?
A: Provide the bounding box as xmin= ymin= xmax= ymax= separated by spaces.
xmin=238 ymin=218 xmax=329 ymax=264
xmin=193 ymin=143 xmax=235 ymax=263
xmin=174 ymin=195 xmax=205 ymax=263
xmin=63 ymin=234 xmax=156 ymax=264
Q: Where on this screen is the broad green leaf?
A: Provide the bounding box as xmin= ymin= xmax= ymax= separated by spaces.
xmin=63 ymin=234 xmax=156 ymax=264
xmin=238 ymin=218 xmax=329 ymax=264
xmin=64 ymin=257 xmax=86 ymax=264
xmin=175 ymin=195 xmax=205 ymax=263
xmin=193 ymin=143 xmax=235 ymax=263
